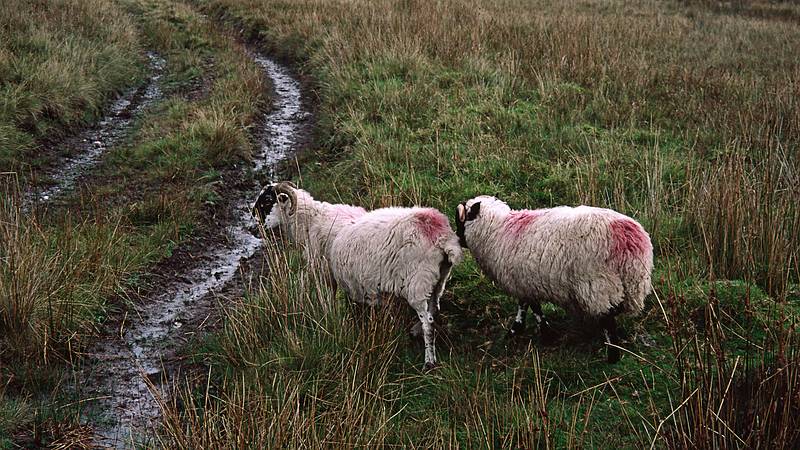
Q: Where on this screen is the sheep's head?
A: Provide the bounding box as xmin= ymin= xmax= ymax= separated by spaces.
xmin=252 ymin=181 xmax=297 ymax=229
xmin=456 ymin=195 xmax=511 ymax=247
xmin=455 ymin=200 xmax=481 ymax=248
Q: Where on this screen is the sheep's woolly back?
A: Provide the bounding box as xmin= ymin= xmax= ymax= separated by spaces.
xmin=329 ymin=207 xmax=463 ymax=305
xmin=463 ymin=197 xmax=652 ymax=317
xmin=277 ymin=188 xmax=366 ymax=265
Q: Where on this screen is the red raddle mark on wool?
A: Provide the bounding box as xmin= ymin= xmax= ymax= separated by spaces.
xmin=504 ymin=209 xmax=544 ymax=236
xmin=415 ymin=209 xmax=449 ymax=244
xmin=609 ymin=219 xmax=650 ymax=265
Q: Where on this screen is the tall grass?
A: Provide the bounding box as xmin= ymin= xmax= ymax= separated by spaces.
xmin=0 ymin=0 xmax=143 ymax=171
xmin=688 ymin=148 xmax=800 ymax=298
xmin=180 ymin=0 xmax=800 ymax=447
xmin=661 ymin=280 xmax=800 ymax=448
xmin=160 ymin=240 xmax=402 ymax=447
xmin=161 ymin=240 xmax=629 ymax=448
xmin=0 ymin=177 xmax=162 ymax=365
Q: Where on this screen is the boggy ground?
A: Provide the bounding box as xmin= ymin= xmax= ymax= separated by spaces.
xmin=78 ymin=42 xmax=313 ymax=447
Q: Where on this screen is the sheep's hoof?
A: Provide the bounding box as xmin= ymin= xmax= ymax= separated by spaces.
xmin=424 ymin=361 xmax=438 ymax=372
xmin=606 ymin=346 xmax=621 ymax=364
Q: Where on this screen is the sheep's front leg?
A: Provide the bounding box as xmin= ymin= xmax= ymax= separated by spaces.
xmin=507 ymin=301 xmax=528 ymax=337
xmin=600 ymin=313 xmax=621 ymax=364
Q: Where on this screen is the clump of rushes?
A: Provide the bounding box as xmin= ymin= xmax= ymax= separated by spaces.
xmin=183 ymin=0 xmax=800 ymax=447
xmin=0 ymin=177 xmax=157 ymax=365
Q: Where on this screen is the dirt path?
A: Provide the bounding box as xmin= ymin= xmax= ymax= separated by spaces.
xmin=77 ymin=48 xmax=311 ymax=448
xmin=23 ymin=52 xmax=165 ymax=208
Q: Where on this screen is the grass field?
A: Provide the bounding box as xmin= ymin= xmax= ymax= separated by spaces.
xmin=2 ymin=0 xmax=800 ymax=447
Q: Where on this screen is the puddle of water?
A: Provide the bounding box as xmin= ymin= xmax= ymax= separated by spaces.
xmin=24 ymin=52 xmax=165 ymax=207
xmin=251 ymin=54 xmax=310 ymax=176
xmin=83 ymin=51 xmax=309 ymax=448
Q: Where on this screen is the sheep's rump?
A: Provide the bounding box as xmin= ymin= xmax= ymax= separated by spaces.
xmin=486 ymin=206 xmax=652 ymax=317
xmin=329 ymin=207 xmax=461 ymax=304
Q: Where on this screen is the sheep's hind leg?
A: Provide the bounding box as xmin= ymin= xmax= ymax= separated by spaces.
xmin=412 ymin=301 xmax=437 ymax=370
xmin=600 ymin=313 xmax=621 ymax=364
xmin=530 ymin=301 xmax=557 ymax=344
xmin=412 ymin=257 xmax=453 ymax=342
xmin=431 ymin=257 xmax=454 ymax=313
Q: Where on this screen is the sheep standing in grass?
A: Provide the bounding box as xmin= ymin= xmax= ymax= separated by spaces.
xmin=252 ymin=182 xmax=463 ymax=369
xmin=455 ymin=196 xmax=653 ymax=363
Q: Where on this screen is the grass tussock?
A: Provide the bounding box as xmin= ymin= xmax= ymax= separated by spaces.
xmin=688 ymin=148 xmax=800 ymax=298
xmin=0 ymin=177 xmax=175 ymax=366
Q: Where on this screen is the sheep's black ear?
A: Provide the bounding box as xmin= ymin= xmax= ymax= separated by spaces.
xmin=467 ymin=202 xmax=481 ymax=221
xmin=277 ymin=192 xmax=289 ymax=203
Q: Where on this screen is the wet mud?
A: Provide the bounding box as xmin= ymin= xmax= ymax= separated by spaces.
xmin=24 ymin=53 xmax=165 ymax=207
xmin=80 ymin=50 xmax=310 ymax=448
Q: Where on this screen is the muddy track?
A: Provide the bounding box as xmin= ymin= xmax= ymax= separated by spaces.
xmin=77 ymin=48 xmax=311 ymax=448
xmin=23 ymin=52 xmax=165 ymax=208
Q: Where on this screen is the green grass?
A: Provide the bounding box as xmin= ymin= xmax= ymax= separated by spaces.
xmin=0 ymin=0 xmax=145 ymax=173
xmin=164 ymin=0 xmax=800 ymax=447
xmin=2 ymin=0 xmax=799 ymax=447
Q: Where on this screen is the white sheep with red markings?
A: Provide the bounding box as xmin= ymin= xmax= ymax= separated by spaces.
xmin=252 ymin=182 xmax=463 ymax=369
xmin=454 ymin=195 xmax=653 ymax=363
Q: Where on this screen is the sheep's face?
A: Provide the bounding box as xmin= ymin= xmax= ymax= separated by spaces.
xmin=251 ymin=184 xmax=283 ymax=229
xmin=455 ymin=200 xmax=482 ymax=248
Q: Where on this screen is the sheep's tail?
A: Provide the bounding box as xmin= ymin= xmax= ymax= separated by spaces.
xmin=440 ymin=233 xmax=464 ymax=266
xmin=412 ymin=208 xmax=463 ymax=266
xmin=609 ymin=218 xmax=654 ymax=315
xmin=620 ymin=262 xmax=652 ymax=315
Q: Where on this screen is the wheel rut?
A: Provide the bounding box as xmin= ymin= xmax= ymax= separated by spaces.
xmin=23 ymin=52 xmax=166 ymax=208
xmin=78 ymin=48 xmax=311 ymax=448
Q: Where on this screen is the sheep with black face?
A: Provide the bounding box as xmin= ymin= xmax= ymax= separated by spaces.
xmin=455 ymin=196 xmax=653 ymax=363
xmin=253 ymin=182 xmax=463 ymax=369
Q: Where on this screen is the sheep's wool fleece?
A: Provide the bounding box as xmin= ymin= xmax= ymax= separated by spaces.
xmin=464 ymin=197 xmax=653 ymax=317
xmin=330 ymin=207 xmax=463 ymax=305
xmin=282 ymin=188 xmax=366 ymax=266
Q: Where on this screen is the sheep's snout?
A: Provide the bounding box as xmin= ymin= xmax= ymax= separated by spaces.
xmin=251 ymin=185 xmax=277 ymax=222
